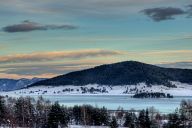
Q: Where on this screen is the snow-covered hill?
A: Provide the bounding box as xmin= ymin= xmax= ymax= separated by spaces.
xmin=0 ymin=78 xmax=45 ymax=91
xmin=31 ymin=61 xmax=192 ymax=88
xmin=2 ymin=81 xmax=192 ymax=96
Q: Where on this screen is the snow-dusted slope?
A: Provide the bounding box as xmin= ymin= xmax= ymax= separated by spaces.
xmin=0 ymin=78 xmax=45 ymax=91
xmin=2 ymin=81 xmax=192 ymax=96
xmin=31 ymin=61 xmax=192 ymax=87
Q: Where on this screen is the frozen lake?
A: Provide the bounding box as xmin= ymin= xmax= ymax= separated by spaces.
xmin=3 ymin=83 xmax=192 ymax=114
xmin=29 ymin=95 xmax=192 ymax=114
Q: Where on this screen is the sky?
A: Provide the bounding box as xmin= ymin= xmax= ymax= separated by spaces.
xmin=0 ymin=0 xmax=192 ymax=79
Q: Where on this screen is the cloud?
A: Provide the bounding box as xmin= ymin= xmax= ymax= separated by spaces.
xmin=141 ymin=50 xmax=192 ymax=56
xmin=1 ymin=49 xmax=192 ymax=78
xmin=2 ymin=20 xmax=77 ymax=33
xmin=0 ymin=49 xmax=124 ymax=64
xmin=141 ymin=4 xmax=192 ymax=22
xmin=0 ymin=63 xmax=95 ymax=76
xmin=158 ymin=61 xmax=192 ymax=69
xmin=0 ymin=64 xmax=88 ymax=76
xmin=111 ymin=50 xmax=192 ymax=65
xmin=188 ymin=5 xmax=192 ymax=9
xmin=187 ymin=5 xmax=192 ymax=17
xmin=141 ymin=7 xmax=186 ymax=21
xmin=0 ymin=73 xmax=56 ymax=79
xmin=0 ymin=59 xmax=118 ymax=78
xmin=0 ymin=0 xmax=184 ymax=18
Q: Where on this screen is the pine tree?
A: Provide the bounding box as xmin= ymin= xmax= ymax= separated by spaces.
xmin=48 ymin=102 xmax=63 ymax=128
xmin=124 ymin=113 xmax=134 ymax=128
xmin=35 ymin=96 xmax=51 ymax=128
xmin=138 ymin=110 xmax=146 ymax=128
xmin=47 ymin=102 xmax=69 ymax=128
xmin=180 ymin=112 xmax=186 ymax=128
xmin=145 ymin=109 xmax=151 ymax=128
xmin=60 ymin=107 xmax=70 ymax=127
xmin=110 ymin=116 xmax=118 ymax=128
xmin=91 ymin=107 xmax=109 ymax=126
xmin=167 ymin=112 xmax=181 ymax=128
xmin=0 ymin=96 xmax=6 ymax=125
xmin=14 ymin=97 xmax=35 ymax=127
xmin=73 ymin=105 xmax=82 ymax=125
xmin=100 ymin=107 xmax=109 ymax=126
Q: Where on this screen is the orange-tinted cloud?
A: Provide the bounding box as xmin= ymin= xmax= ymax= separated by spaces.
xmin=0 ymin=73 xmax=56 ymax=79
xmin=0 ymin=49 xmax=124 ymax=64
xmin=0 ymin=59 xmax=119 ymax=79
xmin=1 ymin=50 xmax=192 ymax=79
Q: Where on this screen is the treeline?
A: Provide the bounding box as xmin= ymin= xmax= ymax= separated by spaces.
xmin=132 ymin=92 xmax=173 ymax=98
xmin=0 ymin=96 xmax=192 ymax=127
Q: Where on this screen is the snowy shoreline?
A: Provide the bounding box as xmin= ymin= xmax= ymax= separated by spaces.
xmin=1 ymin=81 xmax=192 ymax=97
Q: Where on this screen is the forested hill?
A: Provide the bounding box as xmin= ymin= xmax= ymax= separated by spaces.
xmin=30 ymin=61 xmax=192 ymax=87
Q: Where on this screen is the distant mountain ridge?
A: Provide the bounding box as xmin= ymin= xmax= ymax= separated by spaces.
xmin=0 ymin=78 xmax=45 ymax=91
xmin=30 ymin=61 xmax=192 ymax=87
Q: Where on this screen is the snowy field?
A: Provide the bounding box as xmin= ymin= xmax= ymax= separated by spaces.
xmin=0 ymin=125 xmax=126 ymax=128
xmin=2 ymin=81 xmax=192 ymax=96
xmin=68 ymin=126 xmax=126 ymax=128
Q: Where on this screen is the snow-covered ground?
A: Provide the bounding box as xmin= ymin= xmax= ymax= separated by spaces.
xmin=68 ymin=125 xmax=108 ymax=128
xmin=1 ymin=81 xmax=192 ymax=96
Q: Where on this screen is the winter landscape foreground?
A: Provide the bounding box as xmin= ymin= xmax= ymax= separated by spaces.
xmin=1 ymin=81 xmax=192 ymax=127
xmin=0 ymin=61 xmax=192 ymax=127
xmin=0 ymin=95 xmax=192 ymax=128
